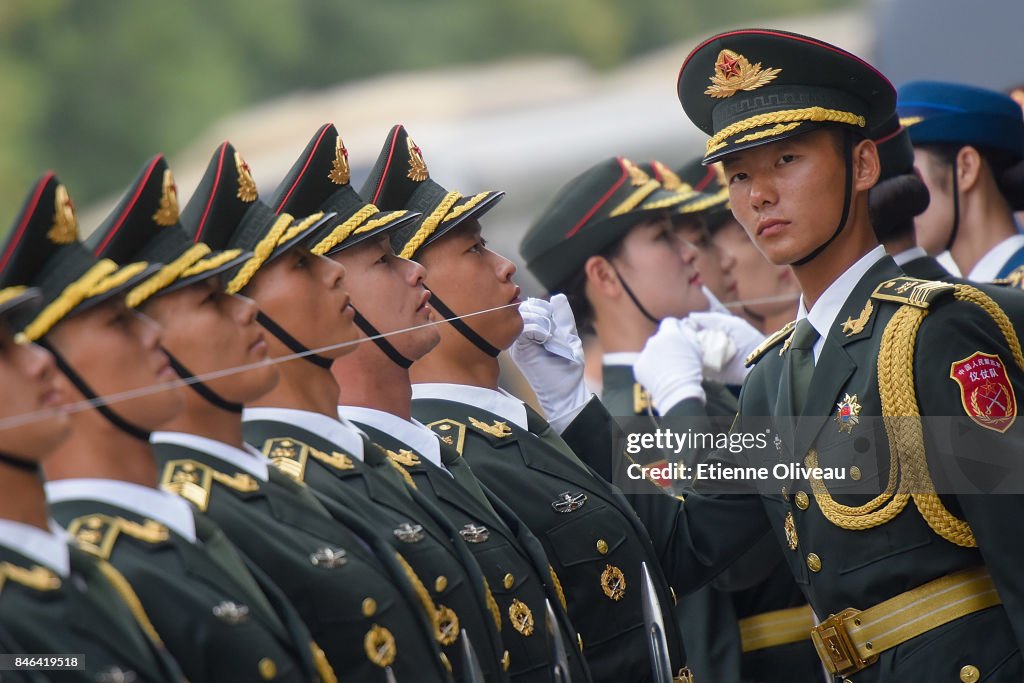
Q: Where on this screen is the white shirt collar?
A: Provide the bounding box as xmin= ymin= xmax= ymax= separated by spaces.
xmin=338 ymin=406 xmax=445 ymax=471
xmin=46 ymin=478 xmax=197 ymax=543
xmin=412 ymin=383 xmax=529 ymax=430
xmin=602 ymin=352 xmax=640 ymax=367
xmin=967 ymin=234 xmax=1024 ymax=281
xmin=0 ymin=519 xmax=71 ymax=577
xmin=891 ymin=246 xmax=928 ymax=266
xmin=151 ymin=431 xmax=268 ymax=481
xmin=242 ymin=407 xmax=366 ymax=461
xmin=936 ymin=250 xmax=962 ymax=277
xmin=796 ymin=245 xmax=887 ymax=362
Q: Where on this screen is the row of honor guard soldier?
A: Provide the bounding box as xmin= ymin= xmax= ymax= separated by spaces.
xmin=4 ymin=25 xmax=1024 ymax=683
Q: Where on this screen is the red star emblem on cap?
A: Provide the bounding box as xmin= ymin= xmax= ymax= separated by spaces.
xmin=719 ymin=53 xmax=741 ymax=79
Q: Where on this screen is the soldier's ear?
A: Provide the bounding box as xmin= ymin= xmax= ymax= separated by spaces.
xmin=955 ymin=145 xmax=985 ymax=193
xmin=583 ymin=255 xmax=619 ymax=298
xmin=852 ymin=137 xmax=881 ymax=193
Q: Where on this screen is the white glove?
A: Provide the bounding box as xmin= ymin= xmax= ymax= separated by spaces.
xmin=510 ymin=295 xmax=590 ymax=430
xmin=682 ymin=311 xmax=766 ymax=385
xmin=634 ymin=318 xmax=705 ymax=414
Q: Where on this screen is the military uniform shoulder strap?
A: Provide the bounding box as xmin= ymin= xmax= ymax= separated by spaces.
xmin=871 ymin=276 xmax=956 ymax=308
xmin=67 ymin=514 xmax=169 ymax=560
xmin=744 ymin=320 xmax=796 ymax=367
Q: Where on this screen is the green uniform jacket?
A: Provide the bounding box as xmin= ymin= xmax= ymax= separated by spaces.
xmin=352 ymin=419 xmax=594 ymax=683
xmin=598 ymin=366 xmax=819 ymax=683
xmin=0 ymin=543 xmax=184 ymax=683
xmin=151 ymin=440 xmax=452 ymax=683
xmin=574 ymin=256 xmax=1024 ymax=681
xmin=411 ymin=397 xmax=685 ymax=683
xmin=49 ymin=498 xmax=321 ymax=683
xmin=241 ymin=419 xmax=508 ymax=683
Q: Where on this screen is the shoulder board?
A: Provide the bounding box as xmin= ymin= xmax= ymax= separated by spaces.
xmin=426 ymin=418 xmax=467 ymax=455
xmin=0 ymin=561 xmax=61 ymax=594
xmin=871 ymin=277 xmax=955 ymax=308
xmin=68 ymin=515 xmax=168 ymax=559
xmin=745 ymin=320 xmax=796 ymax=367
xmin=262 ymin=437 xmax=309 ymax=482
xmin=160 ymin=459 xmax=214 ymax=512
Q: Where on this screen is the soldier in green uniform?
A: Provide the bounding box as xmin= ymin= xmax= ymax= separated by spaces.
xmin=152 ymin=141 xmax=452 ymax=683
xmin=0 ymin=175 xmax=187 ymax=683
xmin=562 ymin=29 xmax=1024 ymax=681
xmin=219 ymin=126 xmax=512 ymax=683
xmin=266 ymin=122 xmax=592 ymax=683
xmin=521 ymin=157 xmax=818 ymax=682
xmin=360 ymin=124 xmax=692 ymax=682
xmin=56 ymin=154 xmax=335 ymax=682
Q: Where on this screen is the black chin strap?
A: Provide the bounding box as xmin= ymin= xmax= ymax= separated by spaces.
xmin=426 ymin=291 xmax=501 ymax=357
xmin=36 ymin=339 xmax=151 ymax=442
xmin=162 ymin=348 xmax=243 ymax=413
xmin=0 ymin=451 xmax=40 ymax=474
xmin=741 ymin=304 xmax=766 ymax=326
xmin=255 ymin=311 xmax=333 ymax=370
xmin=790 ymin=131 xmax=856 ymax=267
xmin=610 ymin=263 xmax=660 ymax=325
xmin=351 ymin=308 xmax=413 ymax=369
xmin=944 ymin=157 xmax=960 ymax=253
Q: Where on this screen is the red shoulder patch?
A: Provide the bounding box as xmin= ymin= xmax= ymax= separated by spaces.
xmin=949 ymin=352 xmax=1017 ymax=433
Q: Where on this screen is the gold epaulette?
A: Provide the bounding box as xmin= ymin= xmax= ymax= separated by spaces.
xmin=426 ymin=419 xmax=467 ymax=455
xmin=68 ymin=514 xmax=169 ymax=559
xmin=871 ymin=277 xmax=955 ymax=309
xmin=744 ymin=320 xmax=796 ymax=367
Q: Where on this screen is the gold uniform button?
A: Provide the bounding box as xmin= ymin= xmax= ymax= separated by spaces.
xmin=960 ymin=665 xmax=980 ymax=683
xmin=502 ymin=650 xmax=511 ymax=671
xmin=503 ymin=573 xmax=514 ymax=590
xmin=362 ymin=598 xmax=376 ymax=617
xmin=806 ymin=553 xmax=822 ymax=572
xmin=259 ymin=657 xmax=277 ymax=680
xmin=850 ymin=466 xmax=862 ymax=481
xmin=435 ymin=576 xmax=448 ymax=593
xmin=596 ymin=539 xmax=609 ymax=555
xmin=795 ymin=491 xmax=810 ymax=510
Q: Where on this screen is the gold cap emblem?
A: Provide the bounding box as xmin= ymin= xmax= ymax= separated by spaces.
xmin=407 ymin=136 xmax=429 ymax=182
xmin=48 ymin=184 xmax=78 ymax=244
xmin=328 ymin=136 xmax=351 ymax=185
xmin=152 ymin=169 xmax=180 ymax=227
xmin=234 ymin=151 xmax=258 ymax=202
xmin=705 ymin=49 xmax=782 ymax=99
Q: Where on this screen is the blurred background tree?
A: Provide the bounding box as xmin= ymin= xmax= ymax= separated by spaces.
xmin=0 ymin=0 xmax=853 ymax=229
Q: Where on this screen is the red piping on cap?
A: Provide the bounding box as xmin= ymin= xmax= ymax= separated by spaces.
xmin=677 ymin=29 xmax=890 ymax=96
xmin=564 ymin=161 xmax=628 ymax=239
xmin=193 ymin=144 xmax=229 ymax=243
xmin=273 ymin=123 xmax=333 ymax=214
xmin=93 ymin=156 xmax=162 ymax=256
xmin=693 ymin=166 xmax=716 ymax=192
xmin=873 ymin=126 xmax=904 ymax=145
xmin=0 ymin=172 xmax=56 ymax=272
xmin=370 ymin=126 xmax=403 ymax=205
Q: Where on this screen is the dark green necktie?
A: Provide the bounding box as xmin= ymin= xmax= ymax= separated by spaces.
xmin=788 ymin=318 xmax=820 ymax=416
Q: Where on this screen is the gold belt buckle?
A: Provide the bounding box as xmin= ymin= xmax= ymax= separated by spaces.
xmin=809 ymin=608 xmax=876 ymax=676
